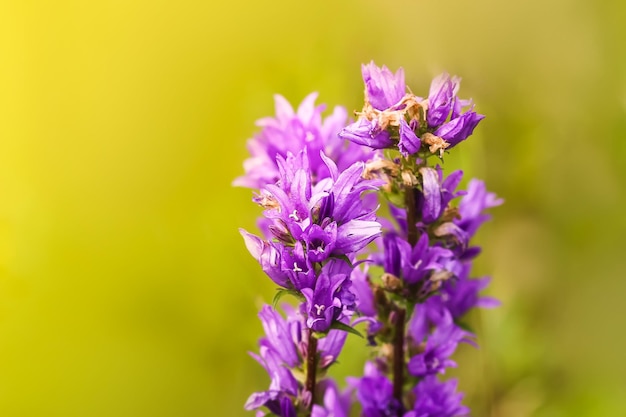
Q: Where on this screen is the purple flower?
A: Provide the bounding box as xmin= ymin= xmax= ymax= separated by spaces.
xmin=347 ymin=362 xmax=402 ymax=417
xmin=418 ymin=167 xmax=465 ymax=224
xmin=301 ymin=262 xmax=350 ymax=332
xmin=338 ymin=117 xmax=394 ymax=150
xmin=407 ymin=311 xmax=470 ymax=378
xmin=434 ymin=110 xmax=485 ymax=148
xmin=437 ymin=262 xmax=499 ymax=319
xmin=242 ymin=149 xmax=382 ymax=292
xmin=405 ymin=376 xmax=469 ymax=417
xmin=247 ymin=305 xmax=352 ymax=416
xmin=454 ymin=179 xmax=503 ymax=238
xmin=304 ymin=222 xmax=338 ymax=263
xmin=234 ymin=93 xmax=373 ymax=189
xmin=312 ymin=380 xmax=352 ymax=417
xmin=240 ymin=230 xmax=292 ymax=288
xmin=258 ymin=305 xmax=302 ymax=368
xmin=382 ymin=233 xmax=453 ymax=286
xmin=398 ymin=120 xmax=421 ymax=157
xmin=427 ymin=74 xmax=461 ymax=127
xmin=246 ymin=345 xmax=299 ymax=412
xmin=362 ymin=61 xmax=406 ymax=110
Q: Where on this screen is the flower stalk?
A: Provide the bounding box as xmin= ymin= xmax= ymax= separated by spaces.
xmin=305 ymin=331 xmax=318 ymax=414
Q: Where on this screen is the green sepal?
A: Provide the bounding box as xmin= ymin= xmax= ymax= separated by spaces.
xmin=332 ymin=254 xmax=353 ymax=267
xmin=329 ymin=321 xmax=364 ymax=338
xmin=272 ymin=288 xmax=304 ymax=308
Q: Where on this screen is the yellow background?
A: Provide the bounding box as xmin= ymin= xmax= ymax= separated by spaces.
xmin=1 ymin=0 xmax=625 ymax=416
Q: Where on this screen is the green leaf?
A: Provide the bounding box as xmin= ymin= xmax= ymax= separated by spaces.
xmin=272 ymin=288 xmax=304 ymax=308
xmin=329 ymin=321 xmax=364 ymax=338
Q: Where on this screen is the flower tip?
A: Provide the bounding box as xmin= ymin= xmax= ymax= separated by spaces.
xmin=239 ymin=228 xmax=264 ymax=260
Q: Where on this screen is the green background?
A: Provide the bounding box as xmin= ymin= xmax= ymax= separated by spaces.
xmin=1 ymin=0 xmax=625 ymax=415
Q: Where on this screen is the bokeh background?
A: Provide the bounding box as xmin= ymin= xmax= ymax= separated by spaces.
xmin=1 ymin=0 xmax=625 ymax=416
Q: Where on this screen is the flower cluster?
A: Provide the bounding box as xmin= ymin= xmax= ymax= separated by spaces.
xmin=236 ymin=62 xmax=501 ymax=417
xmin=340 ymin=63 xmax=484 ymax=157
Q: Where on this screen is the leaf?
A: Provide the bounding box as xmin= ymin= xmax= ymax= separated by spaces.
xmin=329 ymin=321 xmax=364 ymax=338
xmin=272 ymin=288 xmax=304 ymax=308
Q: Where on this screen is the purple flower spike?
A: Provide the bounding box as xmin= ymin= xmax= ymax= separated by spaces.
xmin=339 ymin=117 xmax=394 ymax=149
xmin=362 ymin=61 xmax=406 ymax=110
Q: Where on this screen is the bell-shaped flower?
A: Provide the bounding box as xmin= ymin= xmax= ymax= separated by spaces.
xmin=408 ymin=311 xmax=470 ymax=378
xmin=312 ymin=379 xmax=352 ymax=417
xmin=418 ymin=167 xmax=465 ymax=224
xmin=404 ymin=376 xmax=469 ymax=417
xmin=240 ymin=229 xmax=291 ymax=288
xmin=347 ymin=362 xmax=401 ymax=417
xmin=301 ymin=266 xmax=348 ymax=332
xmin=383 ymin=233 xmax=454 ymax=286
xmin=303 ymin=222 xmax=337 ymax=263
xmin=280 ymin=242 xmax=316 ymax=290
xmin=434 ymin=110 xmax=485 ymax=148
xmin=398 ymin=119 xmax=421 ymax=157
xmin=338 ymin=117 xmax=393 ymax=150
xmin=455 ymin=179 xmax=503 ymax=238
xmin=234 ymin=93 xmax=373 ymax=189
xmin=362 ymin=61 xmax=406 ymax=111
xmin=427 ymin=73 xmax=461 ymax=127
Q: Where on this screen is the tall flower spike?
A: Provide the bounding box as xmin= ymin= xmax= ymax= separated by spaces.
xmin=238 ymin=62 xmax=499 ymax=417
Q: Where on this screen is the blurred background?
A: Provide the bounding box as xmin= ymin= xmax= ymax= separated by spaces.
xmin=1 ymin=0 xmax=625 ymax=416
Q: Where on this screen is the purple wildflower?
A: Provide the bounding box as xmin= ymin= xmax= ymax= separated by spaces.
xmin=338 ymin=117 xmax=394 ymax=149
xmin=434 ymin=110 xmax=485 ymax=148
xmin=362 ymin=61 xmax=406 ymax=110
xmin=348 ymin=362 xmax=402 ymax=417
xmin=234 ymin=93 xmax=373 ymax=189
xmin=246 ymin=305 xmax=351 ymax=415
xmin=398 ymin=120 xmax=421 ymax=156
xmin=454 ymin=179 xmax=503 ymax=238
xmin=417 ymin=167 xmax=465 ymax=224
xmin=382 ymin=233 xmax=453 ymax=287
xmin=405 ymin=376 xmax=469 ymax=417
xmin=407 ymin=310 xmax=470 ymax=378
xmin=312 ymin=380 xmax=352 ymax=417
xmin=426 ymin=74 xmax=461 ymax=127
xmin=241 ymin=149 xmax=382 ymax=294
xmin=301 ymin=261 xmax=350 ymax=332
